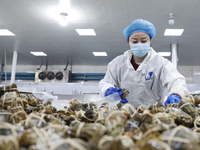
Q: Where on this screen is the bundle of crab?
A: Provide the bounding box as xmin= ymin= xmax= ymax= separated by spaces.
xmin=0 ymin=84 xmax=200 ymax=150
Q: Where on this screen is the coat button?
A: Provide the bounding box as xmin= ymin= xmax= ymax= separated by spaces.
xmin=142 ymin=68 xmax=146 ymax=74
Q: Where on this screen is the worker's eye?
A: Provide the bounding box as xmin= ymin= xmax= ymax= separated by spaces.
xmin=132 ymin=41 xmax=138 ymax=43
xmin=142 ymin=41 xmax=147 ymax=43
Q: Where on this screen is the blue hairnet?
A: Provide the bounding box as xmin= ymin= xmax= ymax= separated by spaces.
xmin=123 ymin=19 xmax=156 ymax=40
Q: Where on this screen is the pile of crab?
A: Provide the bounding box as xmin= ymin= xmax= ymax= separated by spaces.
xmin=1 ymin=84 xmax=200 ymax=150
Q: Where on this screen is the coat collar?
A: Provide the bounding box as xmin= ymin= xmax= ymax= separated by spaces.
xmin=124 ymin=48 xmax=158 ymax=71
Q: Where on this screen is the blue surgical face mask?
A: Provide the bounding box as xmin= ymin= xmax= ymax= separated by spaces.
xmin=130 ymin=43 xmax=151 ymax=57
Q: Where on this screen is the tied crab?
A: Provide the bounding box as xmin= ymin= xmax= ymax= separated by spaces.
xmin=81 ymin=109 xmax=99 ymax=123
xmin=0 ymin=122 xmax=19 ymax=150
xmin=50 ymin=138 xmax=87 ymax=150
xmin=166 ymin=107 xmax=193 ymax=127
xmin=149 ymin=103 xmax=166 ymax=114
xmin=67 ymin=122 xmax=106 ymax=142
xmin=0 ymin=109 xmax=11 ymax=122
xmin=98 ymin=135 xmax=135 ymax=150
xmin=105 ymin=111 xmax=128 ymax=137
xmin=1 ymin=84 xmax=200 ymax=149
xmin=182 ymin=95 xmax=200 ymax=107
xmin=178 ymin=99 xmax=197 ymax=119
xmin=136 ymin=138 xmax=171 ymax=150
xmin=0 ymin=91 xmax=17 ymax=110
xmin=68 ymin=98 xmax=97 ymax=112
xmin=161 ymin=126 xmax=199 ymax=150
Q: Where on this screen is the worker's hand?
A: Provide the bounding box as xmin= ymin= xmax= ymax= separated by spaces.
xmin=164 ymin=94 xmax=181 ymax=107
xmin=120 ymin=98 xmax=128 ymax=103
xmin=105 ymin=87 xmax=123 ymax=97
xmin=105 ymin=87 xmax=128 ymax=103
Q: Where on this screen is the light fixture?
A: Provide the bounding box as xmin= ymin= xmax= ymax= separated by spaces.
xmin=164 ymin=29 xmax=184 ymax=36
xmin=158 ymin=52 xmax=171 ymax=56
xmin=58 ymin=0 xmax=70 ymax=12
xmin=59 ymin=12 xmax=68 ymax=26
xmin=194 ymin=73 xmax=200 ymax=75
xmin=168 ymin=13 xmax=174 ymax=25
xmin=30 ymin=52 xmax=47 ymax=56
xmin=76 ymin=29 xmax=96 ymax=36
xmin=93 ymin=52 xmax=107 ymax=56
xmin=0 ymin=29 xmax=15 ymax=36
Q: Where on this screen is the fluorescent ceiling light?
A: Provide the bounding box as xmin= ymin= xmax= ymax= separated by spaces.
xmin=0 ymin=29 xmax=15 ymax=36
xmin=194 ymin=73 xmax=200 ymax=75
xmin=59 ymin=18 xmax=68 ymax=26
xmin=30 ymin=52 xmax=47 ymax=56
xmin=93 ymin=52 xmax=107 ymax=56
xmin=158 ymin=52 xmax=171 ymax=56
xmin=76 ymin=29 xmax=96 ymax=36
xmin=164 ymin=29 xmax=184 ymax=36
xmin=58 ymin=0 xmax=70 ymax=12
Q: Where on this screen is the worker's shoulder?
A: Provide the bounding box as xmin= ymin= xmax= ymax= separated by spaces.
xmin=151 ymin=53 xmax=169 ymax=63
xmin=107 ymin=53 xmax=127 ymax=70
xmin=149 ymin=54 xmax=172 ymax=70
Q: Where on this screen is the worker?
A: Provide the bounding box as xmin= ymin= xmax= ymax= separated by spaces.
xmin=99 ymin=19 xmax=189 ymax=107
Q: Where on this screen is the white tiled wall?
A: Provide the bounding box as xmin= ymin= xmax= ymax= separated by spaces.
xmin=4 ymin=64 xmax=200 ymax=84
xmin=4 ymin=65 xmax=107 ymax=73
xmin=4 ymin=65 xmax=72 ymax=73
xmin=178 ymin=66 xmax=200 ymax=84
xmin=72 ymin=65 xmax=107 ymax=73
xmin=2 ymin=64 xmax=200 ymax=94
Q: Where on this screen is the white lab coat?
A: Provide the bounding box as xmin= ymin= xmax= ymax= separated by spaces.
xmin=99 ymin=48 xmax=189 ymax=107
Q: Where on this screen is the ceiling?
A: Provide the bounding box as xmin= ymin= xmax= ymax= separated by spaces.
xmin=0 ymin=0 xmax=200 ymax=66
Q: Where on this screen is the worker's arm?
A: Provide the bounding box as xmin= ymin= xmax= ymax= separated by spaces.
xmin=160 ymin=61 xmax=189 ymax=98
xmin=99 ymin=62 xmax=119 ymax=97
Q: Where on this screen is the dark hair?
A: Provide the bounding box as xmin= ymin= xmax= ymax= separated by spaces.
xmin=126 ymin=38 xmax=129 ymax=43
